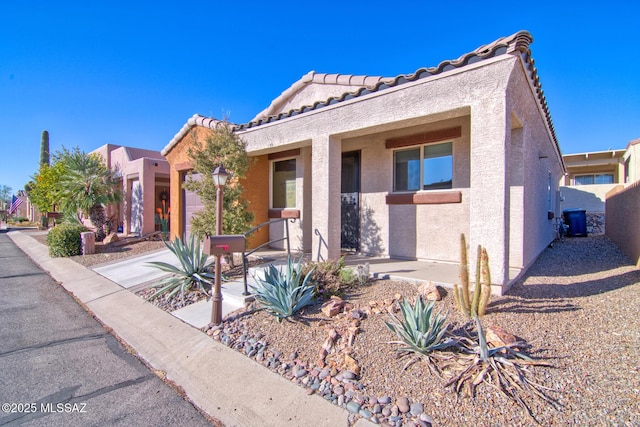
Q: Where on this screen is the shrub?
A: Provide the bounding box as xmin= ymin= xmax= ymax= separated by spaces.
xmin=303 ymin=256 xmax=355 ymax=298
xmin=46 ymin=223 xmax=87 ymax=257
xmin=251 ymin=256 xmax=316 ymax=321
xmin=146 ymin=235 xmax=215 ymax=301
xmin=338 ymin=263 xmax=370 ymax=287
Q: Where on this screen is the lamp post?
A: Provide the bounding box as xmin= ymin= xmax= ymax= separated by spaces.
xmin=211 ymin=164 xmax=229 ymax=325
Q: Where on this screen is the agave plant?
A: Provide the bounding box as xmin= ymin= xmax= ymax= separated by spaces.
xmin=250 ymin=256 xmax=316 ymax=321
xmin=385 ymin=295 xmax=455 ymax=370
xmin=145 ymin=235 xmax=215 ymax=301
xmin=442 ymin=315 xmax=557 ymax=422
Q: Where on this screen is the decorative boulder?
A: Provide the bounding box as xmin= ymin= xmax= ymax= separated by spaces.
xmin=322 ymin=296 xmax=345 ymax=318
xmin=486 ymin=325 xmax=519 ymax=350
xmin=418 ymin=282 xmax=442 ymax=301
xmin=103 ymin=232 xmax=119 ymax=244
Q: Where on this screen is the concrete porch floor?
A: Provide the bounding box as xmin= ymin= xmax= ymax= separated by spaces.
xmin=247 ymin=248 xmax=523 ymax=293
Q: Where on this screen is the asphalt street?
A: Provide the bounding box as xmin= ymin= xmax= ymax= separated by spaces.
xmin=0 ymin=232 xmax=215 ymax=427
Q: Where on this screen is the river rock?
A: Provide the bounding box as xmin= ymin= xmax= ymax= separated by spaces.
xmin=396 ymin=397 xmax=410 ymax=413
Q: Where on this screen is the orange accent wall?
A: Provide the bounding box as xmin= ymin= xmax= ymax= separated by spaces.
xmin=164 ymin=126 xmax=270 ymax=248
xmin=164 ymin=127 xmax=212 ymax=240
xmin=241 ymin=155 xmax=269 ymax=248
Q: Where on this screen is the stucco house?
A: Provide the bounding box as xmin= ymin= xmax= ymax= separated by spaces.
xmin=162 ymin=31 xmax=565 ymax=294
xmin=91 ymin=144 xmax=170 ymax=236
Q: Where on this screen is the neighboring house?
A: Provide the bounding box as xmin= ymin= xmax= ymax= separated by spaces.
xmin=91 ymin=144 xmax=170 ymax=236
xmin=162 ymin=31 xmax=565 ymax=295
xmin=560 ymin=149 xmax=626 ymax=234
xmin=560 ymin=139 xmax=640 ymax=235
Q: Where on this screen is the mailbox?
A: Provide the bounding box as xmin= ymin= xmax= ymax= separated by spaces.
xmin=204 ymin=235 xmax=246 ymax=256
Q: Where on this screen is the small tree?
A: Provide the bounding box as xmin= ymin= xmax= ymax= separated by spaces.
xmin=183 ymin=122 xmax=253 ymax=238
xmin=0 ymin=185 xmax=11 ymax=210
xmin=56 ymin=147 xmax=121 ymax=236
xmin=28 ymin=163 xmax=64 ymax=215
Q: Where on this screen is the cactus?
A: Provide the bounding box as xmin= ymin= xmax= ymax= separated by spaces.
xmin=453 ymin=234 xmax=492 ymax=318
xmin=40 ymin=130 xmax=50 ymax=167
xmin=478 ymin=248 xmax=491 ymax=316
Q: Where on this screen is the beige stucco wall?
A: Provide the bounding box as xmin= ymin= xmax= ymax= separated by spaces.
xmin=340 ymin=116 xmax=471 ymax=262
xmin=234 ymin=54 xmax=560 ymax=290
xmin=560 ymin=184 xmax=616 ymax=213
xmin=506 ymin=59 xmax=564 ymax=273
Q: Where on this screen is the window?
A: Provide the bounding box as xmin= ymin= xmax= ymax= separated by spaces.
xmin=574 ymin=174 xmax=613 ymax=185
xmin=394 ymin=142 xmax=452 ymax=192
xmin=624 ymin=158 xmax=631 ymax=184
xmin=272 ymin=159 xmax=296 ymax=208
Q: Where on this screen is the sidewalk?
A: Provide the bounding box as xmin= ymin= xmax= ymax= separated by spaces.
xmin=7 ymin=230 xmax=365 ymax=427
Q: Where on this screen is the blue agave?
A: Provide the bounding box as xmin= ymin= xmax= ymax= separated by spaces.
xmin=251 ymin=257 xmax=316 ymax=321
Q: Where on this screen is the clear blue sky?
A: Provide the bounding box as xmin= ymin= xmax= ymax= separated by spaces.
xmin=1 ymin=1 xmax=639 ymax=195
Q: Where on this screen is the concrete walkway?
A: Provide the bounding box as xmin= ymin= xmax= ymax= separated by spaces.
xmin=7 ymin=230 xmax=357 ymax=427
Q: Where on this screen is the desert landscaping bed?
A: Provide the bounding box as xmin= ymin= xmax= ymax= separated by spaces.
xmin=205 ymin=236 xmax=639 ymax=426
xmin=26 ymin=229 xmax=640 ymax=425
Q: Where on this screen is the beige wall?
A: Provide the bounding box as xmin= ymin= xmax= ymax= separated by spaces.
xmin=606 ymin=182 xmax=640 ymax=266
xmin=235 ymin=55 xmax=563 ymax=292
xmin=340 ymin=116 xmax=471 ymax=262
xmin=506 ymin=59 xmax=564 ymax=273
xmin=560 ymin=184 xmax=616 ymax=213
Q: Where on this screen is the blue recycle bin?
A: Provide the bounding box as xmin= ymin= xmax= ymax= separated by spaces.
xmin=563 ymin=209 xmax=587 ymax=237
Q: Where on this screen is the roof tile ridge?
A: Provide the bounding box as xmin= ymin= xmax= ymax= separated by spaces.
xmin=311 ymin=72 xmax=392 ymax=88
xmin=251 ymin=71 xmax=317 ymax=121
xmin=237 ymin=31 xmax=549 ymax=136
xmin=163 ymin=114 xmax=222 ymax=156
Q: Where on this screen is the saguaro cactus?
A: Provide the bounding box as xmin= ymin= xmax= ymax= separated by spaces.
xmin=40 ymin=130 xmax=50 ymax=167
xmin=453 ymin=234 xmax=492 ymax=317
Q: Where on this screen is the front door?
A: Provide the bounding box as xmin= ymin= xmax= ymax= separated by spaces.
xmin=341 ymin=151 xmax=360 ymax=251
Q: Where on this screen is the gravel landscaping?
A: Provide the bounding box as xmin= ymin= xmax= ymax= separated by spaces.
xmin=205 ymin=235 xmax=639 ymax=426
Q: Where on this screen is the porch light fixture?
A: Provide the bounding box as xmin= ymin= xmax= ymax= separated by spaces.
xmin=211 ymin=164 xmax=229 ymax=325
xmin=212 ymin=164 xmax=229 ymax=187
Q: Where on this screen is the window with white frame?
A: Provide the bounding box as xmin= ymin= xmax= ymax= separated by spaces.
xmin=573 ymin=173 xmax=613 ymax=185
xmin=272 ymin=158 xmax=296 ymax=208
xmin=394 ymin=142 xmax=452 ymax=192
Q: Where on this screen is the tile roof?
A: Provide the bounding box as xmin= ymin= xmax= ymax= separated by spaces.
xmin=235 ymin=31 xmax=545 ymax=129
xmin=162 ymin=115 xmax=224 ymax=156
xmin=251 ymin=71 xmax=395 ymax=122
xmin=165 ymin=31 xmax=559 ymax=160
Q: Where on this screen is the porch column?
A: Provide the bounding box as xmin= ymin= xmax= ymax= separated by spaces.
xmin=469 ymin=100 xmax=509 ymax=292
xmin=311 ymin=135 xmax=342 ymax=261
